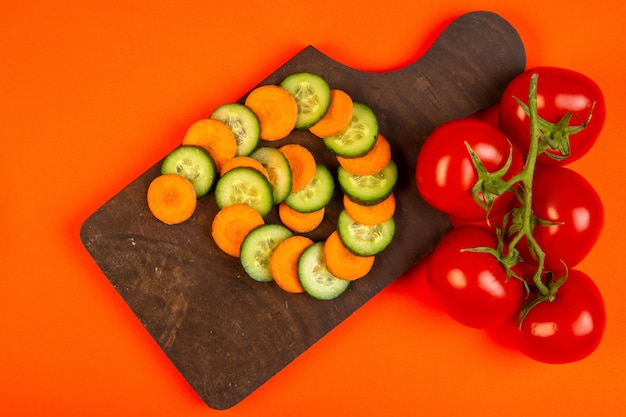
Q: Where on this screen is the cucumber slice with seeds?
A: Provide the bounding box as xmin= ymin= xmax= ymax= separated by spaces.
xmin=210 ymin=103 xmax=260 ymax=157
xmin=337 ymin=210 xmax=395 ymax=256
xmin=297 ymin=241 xmax=350 ymax=300
xmin=323 ymin=102 xmax=379 ymax=157
xmin=215 ymin=167 xmax=274 ymax=217
xmin=338 ymin=159 xmax=398 ymax=206
xmin=284 ymin=164 xmax=334 ymax=213
xmin=280 ymin=72 xmax=331 ymax=129
xmin=240 ymin=224 xmax=293 ymax=282
xmin=250 ymin=146 xmax=293 ymax=204
xmin=160 ymin=145 xmax=216 ymax=198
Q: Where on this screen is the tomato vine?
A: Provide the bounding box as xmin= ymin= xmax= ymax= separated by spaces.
xmin=467 ymin=72 xmax=597 ymax=326
xmin=416 ymin=66 xmax=606 ymax=363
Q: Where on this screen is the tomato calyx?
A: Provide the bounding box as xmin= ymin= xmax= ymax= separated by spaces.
xmin=514 ymin=97 xmax=596 ymax=162
xmin=517 ymin=270 xmax=567 ymax=329
xmin=464 ymin=140 xmax=518 ymax=219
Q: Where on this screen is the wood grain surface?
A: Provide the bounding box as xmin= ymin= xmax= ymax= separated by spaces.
xmin=80 ymin=11 xmax=525 ymax=409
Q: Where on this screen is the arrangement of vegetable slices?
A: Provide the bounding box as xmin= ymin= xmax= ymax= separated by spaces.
xmin=414 ymin=66 xmax=606 ymax=364
xmin=146 ymin=72 xmax=397 ymax=300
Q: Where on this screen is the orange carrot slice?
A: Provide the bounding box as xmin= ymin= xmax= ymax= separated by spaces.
xmin=336 ymin=133 xmax=391 ymax=176
xmin=309 ymin=89 xmax=354 ymax=138
xmin=278 ymin=143 xmax=316 ymax=193
xmin=211 ymin=204 xmax=265 ymax=257
xmin=278 ymin=202 xmax=325 ymax=233
xmin=182 ymin=118 xmax=237 ymax=170
xmin=147 ymin=174 xmax=197 ymax=225
xmin=323 ymin=230 xmax=375 ymax=280
xmin=270 ymin=235 xmax=313 ymax=293
xmin=245 ymin=84 xmax=298 ymax=141
xmin=343 ymin=193 xmax=396 ymax=226
xmin=219 ymin=156 xmax=270 ymax=180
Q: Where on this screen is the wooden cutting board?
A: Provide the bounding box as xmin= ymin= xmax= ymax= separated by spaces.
xmin=80 ymin=11 xmax=525 ymax=409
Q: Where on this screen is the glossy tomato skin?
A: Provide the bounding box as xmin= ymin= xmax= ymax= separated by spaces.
xmin=498 ymin=66 xmax=606 ymax=166
xmin=518 ymin=165 xmax=604 ymax=271
xmin=427 ymin=226 xmax=525 ymax=329
xmin=416 ymin=118 xmax=524 ymax=222
xmin=517 ymin=270 xmax=606 ymax=364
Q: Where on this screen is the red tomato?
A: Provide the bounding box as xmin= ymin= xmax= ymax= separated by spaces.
xmin=469 ymin=103 xmax=500 ymax=128
xmin=498 ymin=66 xmax=606 ymax=165
xmin=517 ymin=165 xmax=604 ymax=271
xmin=427 ymin=226 xmax=525 ymax=329
xmin=416 ymin=118 xmax=524 ymax=222
xmin=517 ymin=270 xmax=606 ymax=364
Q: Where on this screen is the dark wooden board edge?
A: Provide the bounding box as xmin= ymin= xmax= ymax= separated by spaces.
xmin=79 ymin=11 xmax=525 ymax=409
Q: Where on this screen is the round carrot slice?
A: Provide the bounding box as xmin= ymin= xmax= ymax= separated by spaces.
xmin=147 ymin=174 xmax=197 ymax=225
xmin=182 ymin=118 xmax=237 ymax=170
xmin=279 ymin=143 xmax=316 ymax=193
xmin=278 ymin=202 xmax=325 ymax=233
xmin=270 ymin=235 xmax=314 ymax=293
xmin=309 ymin=89 xmax=354 ymax=138
xmin=343 ymin=193 xmax=396 ymax=226
xmin=245 ymin=84 xmax=298 ymax=141
xmin=336 ymin=133 xmax=391 ymax=176
xmin=323 ymin=230 xmax=375 ymax=280
xmin=211 ymin=204 xmax=265 ymax=257
xmin=219 ymin=156 xmax=270 ymax=180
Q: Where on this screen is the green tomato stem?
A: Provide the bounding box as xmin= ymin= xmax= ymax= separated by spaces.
xmin=521 ymin=74 xmax=548 ymax=294
xmin=499 ymin=73 xmax=551 ymax=296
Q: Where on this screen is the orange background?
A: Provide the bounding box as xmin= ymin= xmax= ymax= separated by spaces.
xmin=2 ymin=1 xmax=625 ymax=416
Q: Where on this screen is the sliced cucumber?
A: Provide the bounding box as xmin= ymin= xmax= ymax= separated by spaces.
xmin=279 ymin=72 xmax=331 ymax=129
xmin=250 ymin=146 xmax=293 ymax=204
xmin=336 ymin=210 xmax=395 ymax=256
xmin=215 ymin=167 xmax=274 ymax=217
xmin=240 ymin=224 xmax=293 ymax=282
xmin=210 ymin=103 xmax=260 ymax=157
xmin=160 ymin=145 xmax=216 ymax=198
xmin=297 ymin=242 xmax=350 ymax=300
xmin=323 ymin=102 xmax=379 ymax=157
xmin=338 ymin=159 xmax=397 ymax=206
xmin=284 ymin=164 xmax=335 ymax=213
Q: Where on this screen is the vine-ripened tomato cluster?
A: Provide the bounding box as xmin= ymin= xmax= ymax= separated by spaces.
xmin=415 ymin=67 xmax=607 ymax=364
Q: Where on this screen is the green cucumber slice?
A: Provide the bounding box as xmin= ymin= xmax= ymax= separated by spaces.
xmin=297 ymin=241 xmax=350 ymax=300
xmin=250 ymin=146 xmax=293 ymax=204
xmin=336 ymin=210 xmax=395 ymax=256
xmin=215 ymin=167 xmax=274 ymax=217
xmin=210 ymin=103 xmax=260 ymax=157
xmin=279 ymin=72 xmax=331 ymax=129
xmin=284 ymin=164 xmax=335 ymax=213
xmin=160 ymin=145 xmax=216 ymax=198
xmin=338 ymin=159 xmax=398 ymax=206
xmin=323 ymin=102 xmax=379 ymax=157
xmin=240 ymin=224 xmax=293 ymax=282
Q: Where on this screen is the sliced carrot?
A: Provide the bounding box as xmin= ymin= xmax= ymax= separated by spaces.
xmin=309 ymin=89 xmax=354 ymax=138
xmin=245 ymin=84 xmax=298 ymax=141
xmin=343 ymin=193 xmax=396 ymax=226
xmin=219 ymin=156 xmax=270 ymax=180
xmin=278 ymin=143 xmax=316 ymax=193
xmin=336 ymin=133 xmax=391 ymax=176
xmin=147 ymin=174 xmax=197 ymax=225
xmin=323 ymin=230 xmax=375 ymax=280
xmin=182 ymin=118 xmax=237 ymax=170
xmin=211 ymin=203 xmax=265 ymax=257
xmin=269 ymin=235 xmax=313 ymax=293
xmin=278 ymin=202 xmax=325 ymax=233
